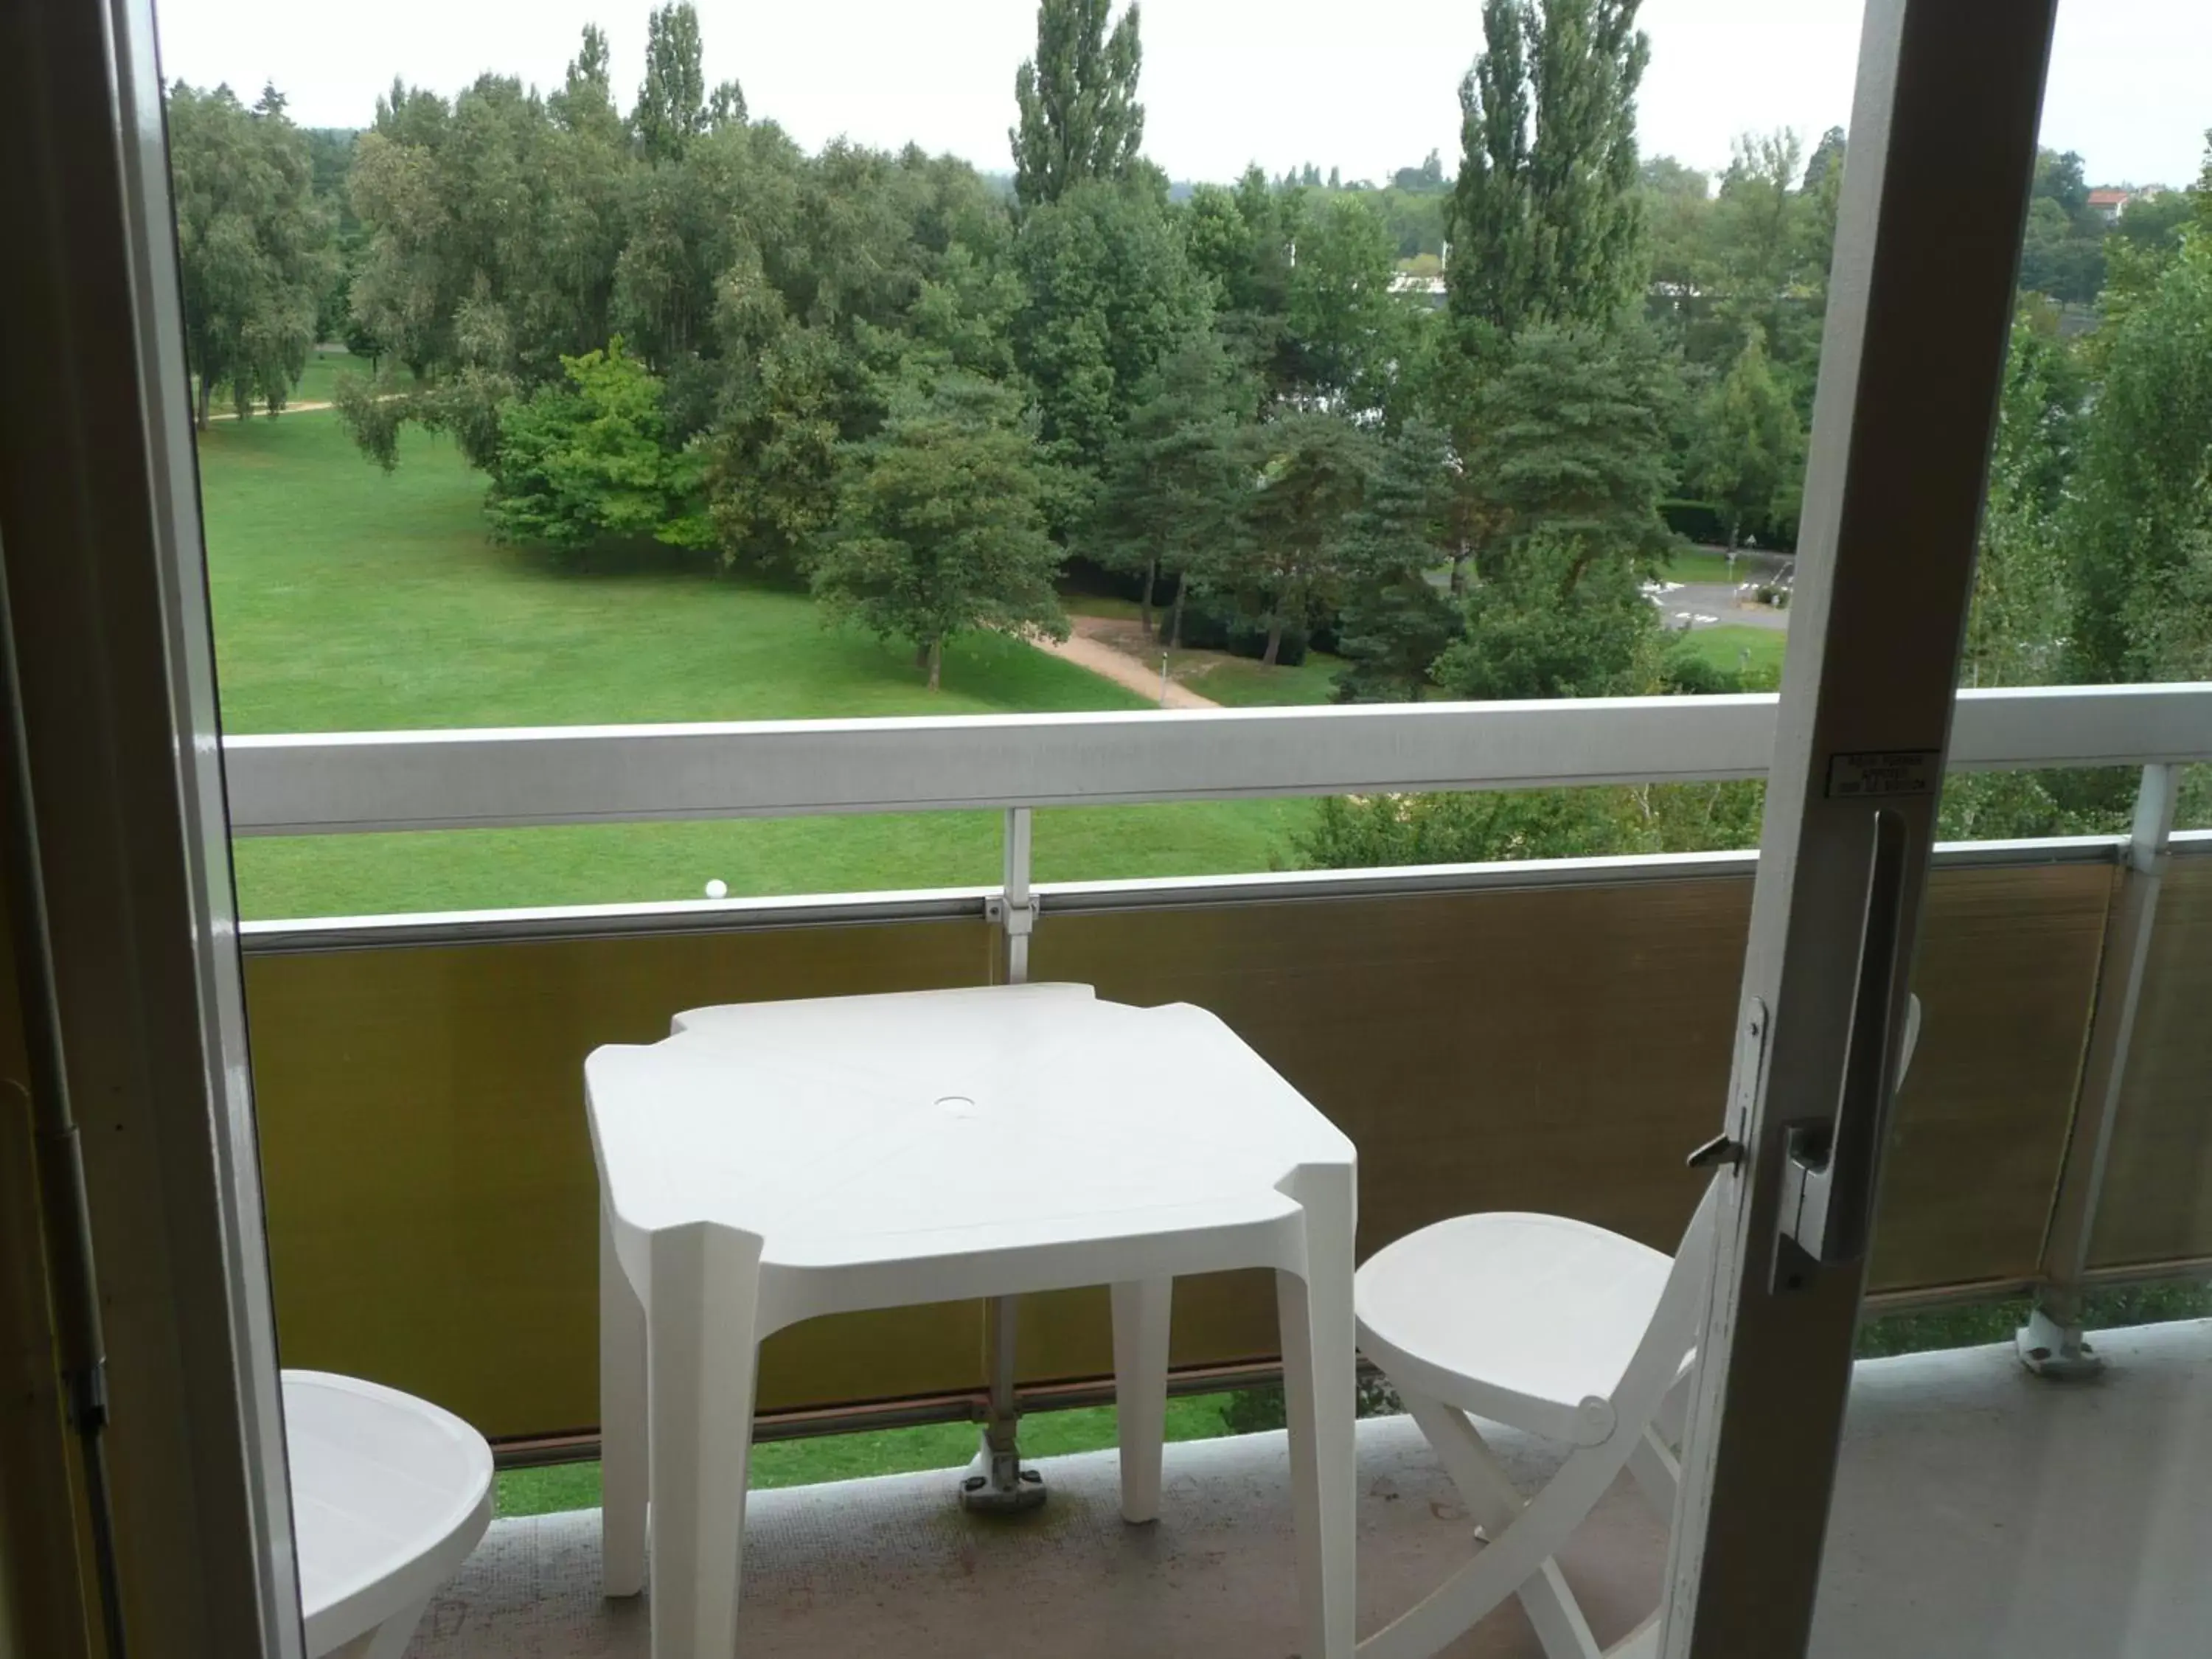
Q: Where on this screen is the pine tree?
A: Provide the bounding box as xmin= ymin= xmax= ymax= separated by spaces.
xmin=1332 ymin=421 xmax=1462 ymax=701
xmin=1090 ymin=335 xmax=1251 ymax=639
xmin=1210 ymin=413 xmax=1371 ymax=666
xmin=1447 ymin=0 xmax=1650 ymax=338
xmin=1009 ymin=0 xmax=1144 ymax=209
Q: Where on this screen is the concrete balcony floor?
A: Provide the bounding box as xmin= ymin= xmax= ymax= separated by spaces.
xmin=406 ymin=1320 xmax=2212 ymax=1659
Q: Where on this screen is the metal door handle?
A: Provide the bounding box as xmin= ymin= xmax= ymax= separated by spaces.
xmin=1778 ymin=810 xmax=1908 ymax=1267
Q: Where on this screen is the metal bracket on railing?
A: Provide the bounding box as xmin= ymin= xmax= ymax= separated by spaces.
xmin=983 ymin=893 xmax=1039 ymax=936
xmin=960 ymin=809 xmax=1046 ymax=1514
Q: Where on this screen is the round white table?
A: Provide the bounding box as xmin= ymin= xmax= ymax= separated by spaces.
xmin=285 ymin=1369 xmax=493 ymax=1659
xmin=588 ymin=981 xmax=1360 ymax=1659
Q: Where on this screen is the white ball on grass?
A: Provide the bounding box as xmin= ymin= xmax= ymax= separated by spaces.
xmin=703 ymin=879 xmax=728 ymax=900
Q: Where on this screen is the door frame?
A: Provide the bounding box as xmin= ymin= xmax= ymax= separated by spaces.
xmin=0 ymin=0 xmax=302 ymax=1653
xmin=1663 ymin=3 xmax=2058 ymax=1654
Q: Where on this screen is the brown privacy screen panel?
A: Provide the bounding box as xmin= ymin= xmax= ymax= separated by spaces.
xmin=246 ymin=861 xmax=2108 ymax=1441
xmin=1029 ymin=858 xmax=2109 ymax=1370
xmin=245 ymin=921 xmax=998 ymax=1439
xmin=2089 ymin=858 xmax=2212 ymax=1271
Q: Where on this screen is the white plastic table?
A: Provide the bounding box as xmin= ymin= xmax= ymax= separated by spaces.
xmin=588 ymin=981 xmax=1359 ymax=1659
xmin=284 ymin=1369 xmax=493 ymax=1659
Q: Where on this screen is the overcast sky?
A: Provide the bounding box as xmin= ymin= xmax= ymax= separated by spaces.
xmin=154 ymin=0 xmax=2209 ymax=188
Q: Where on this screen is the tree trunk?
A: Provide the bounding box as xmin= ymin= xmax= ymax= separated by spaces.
xmin=1139 ymin=557 xmax=1158 ymax=638
xmin=195 ymin=374 xmax=212 ymax=432
xmin=914 ymin=639 xmax=932 ymax=673
xmin=1449 ymin=547 xmax=1469 ymax=597
xmin=926 ymin=636 xmax=943 ymax=692
xmin=1168 ymin=576 xmax=1187 ymax=648
xmin=1263 ymin=622 xmax=1283 ymax=667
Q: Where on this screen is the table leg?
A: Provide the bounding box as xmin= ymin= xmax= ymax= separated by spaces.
xmin=647 ymin=1223 xmax=762 ymax=1659
xmin=1110 ymin=1277 xmax=1172 ymax=1523
xmin=1279 ymin=1171 xmax=1357 ymax=1659
xmin=601 ymin=1203 xmax=648 ymax=1598
xmin=334 ymin=1593 xmax=430 ymax=1659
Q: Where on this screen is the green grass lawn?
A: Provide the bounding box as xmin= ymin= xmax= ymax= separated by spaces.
xmin=1189 ymin=650 xmax=1344 ymax=707
xmin=1663 ymin=549 xmax=1745 ymax=585
xmin=198 ymin=413 xmax=1312 ymax=917
xmin=494 ymin=1394 xmax=1250 ymax=1517
xmin=291 ymin=349 xmax=377 ymax=405
xmin=1672 ymin=624 xmax=1788 ymax=682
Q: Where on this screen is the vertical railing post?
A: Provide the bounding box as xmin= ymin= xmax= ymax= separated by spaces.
xmin=2018 ymin=762 xmax=2179 ymax=1377
xmin=961 ymin=809 xmax=1047 ymax=1511
xmin=998 ymin=805 xmax=1035 ymax=986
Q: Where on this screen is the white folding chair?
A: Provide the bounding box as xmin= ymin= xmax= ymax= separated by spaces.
xmin=1354 ymin=999 xmax=1922 ymax=1659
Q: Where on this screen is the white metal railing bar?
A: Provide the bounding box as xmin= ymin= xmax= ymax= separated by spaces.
xmin=220 ymin=683 xmax=2212 ymax=839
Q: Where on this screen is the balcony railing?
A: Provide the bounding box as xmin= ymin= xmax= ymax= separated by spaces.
xmin=223 ymin=686 xmax=2212 ymax=1441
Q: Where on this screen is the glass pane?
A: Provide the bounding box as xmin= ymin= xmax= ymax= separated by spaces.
xmin=157 ymin=0 xmax=1904 ymax=914
xmin=1815 ymin=5 xmax=2212 ymax=1652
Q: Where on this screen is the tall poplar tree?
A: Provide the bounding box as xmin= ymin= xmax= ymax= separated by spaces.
xmin=634 ymin=2 xmax=706 ymax=164
xmin=1447 ymin=0 xmax=1649 ymax=338
xmin=1009 ymin=0 xmax=1144 ymax=209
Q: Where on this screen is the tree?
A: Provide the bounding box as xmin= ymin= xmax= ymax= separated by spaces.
xmin=1436 ymin=525 xmax=1652 ymax=699
xmin=1206 ymin=412 xmax=1371 ymax=666
xmin=1283 ymin=190 xmax=1411 ymax=411
xmin=1960 ymin=301 xmax=2081 ymax=691
xmin=1704 ymin=130 xmax=1829 ymax=397
xmin=483 ymin=338 xmax=708 ymax=554
xmin=1180 ymin=170 xmax=1298 ymax=394
xmin=1290 ymin=770 xmax=1766 ymax=869
xmin=1458 ymin=324 xmax=1673 ymax=574
xmin=2018 ymin=198 xmax=2105 ymax=306
xmin=707 ymin=319 xmax=855 ymax=578
xmin=1801 ymin=126 xmax=1846 ymax=195
xmin=1331 ymin=421 xmax=1462 ymax=701
xmin=167 ymin=82 xmax=333 ymax=428
xmin=1009 ymin=0 xmax=1144 ymax=209
xmin=2014 ymin=146 xmax=2112 ymax=307
xmin=1425 ymin=324 xmax=1670 ymax=696
xmin=2064 ymin=221 xmax=2212 ymax=685
xmin=704 ymin=144 xmax=1018 ymax=577
xmin=1689 ymin=324 xmax=1804 ymax=547
xmin=813 ymin=375 xmax=1068 ymax=689
xmin=1089 ymin=335 xmax=1251 ymax=639
xmin=1447 ymin=0 xmax=1651 ymax=338
xmin=635 ymin=2 xmax=707 ymax=164
xmin=1014 ymin=178 xmax=1208 ymax=484
xmin=338 ymin=72 xmax=577 ymax=465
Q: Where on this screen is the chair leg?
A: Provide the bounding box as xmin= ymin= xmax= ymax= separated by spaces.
xmin=1625 ymin=1425 xmax=1680 ymax=1519
xmin=1110 ymin=1277 xmax=1172 ymax=1523
xmin=1627 ymin=1369 xmax=1691 ymax=1518
xmin=1381 ymin=1389 xmax=1601 ymax=1659
xmin=601 ymin=1204 xmax=649 ymax=1599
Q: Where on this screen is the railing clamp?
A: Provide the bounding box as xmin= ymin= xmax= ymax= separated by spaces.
xmin=984 ymin=893 xmax=1040 ymax=939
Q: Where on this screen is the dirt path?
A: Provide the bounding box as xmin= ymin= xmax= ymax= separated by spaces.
xmin=1031 ymin=618 xmax=1222 ymax=709
xmin=205 ymin=400 xmax=335 ymax=422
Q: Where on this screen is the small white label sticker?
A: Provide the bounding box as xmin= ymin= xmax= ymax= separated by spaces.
xmin=1826 ymin=750 xmax=1938 ymax=799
